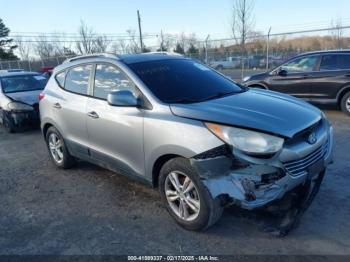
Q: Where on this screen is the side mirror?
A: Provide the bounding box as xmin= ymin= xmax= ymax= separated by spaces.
xmin=278 ymin=68 xmax=288 ymax=76
xmin=107 ymin=90 xmax=140 ymax=107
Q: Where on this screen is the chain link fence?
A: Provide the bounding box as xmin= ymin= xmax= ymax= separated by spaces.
xmin=2 ymin=26 xmax=350 ymax=80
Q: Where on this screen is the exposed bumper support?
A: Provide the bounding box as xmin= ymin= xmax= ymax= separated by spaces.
xmin=190 ymin=126 xmax=333 ymax=210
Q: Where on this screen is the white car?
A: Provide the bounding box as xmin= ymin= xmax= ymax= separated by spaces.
xmin=0 ymin=69 xmax=48 ymax=133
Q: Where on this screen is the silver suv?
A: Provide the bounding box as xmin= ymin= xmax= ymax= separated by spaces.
xmin=40 ymin=53 xmax=333 ymax=233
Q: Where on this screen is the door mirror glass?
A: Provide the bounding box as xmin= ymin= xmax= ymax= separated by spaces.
xmin=107 ymin=90 xmax=140 ymax=107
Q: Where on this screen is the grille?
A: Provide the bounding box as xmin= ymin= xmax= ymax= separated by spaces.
xmin=283 ymin=142 xmax=328 ymax=177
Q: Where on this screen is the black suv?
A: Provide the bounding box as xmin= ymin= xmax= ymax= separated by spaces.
xmin=241 ymin=50 xmax=350 ymax=115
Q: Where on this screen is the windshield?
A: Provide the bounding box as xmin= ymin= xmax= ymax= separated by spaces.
xmin=127 ymin=59 xmax=244 ymax=103
xmin=1 ymin=74 xmax=48 ymax=94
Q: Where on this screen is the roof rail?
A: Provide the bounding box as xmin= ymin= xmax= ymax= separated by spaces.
xmin=0 ymin=69 xmax=25 ymax=73
xmin=63 ymin=53 xmax=119 ymax=63
xmin=142 ymin=51 xmax=183 ymax=56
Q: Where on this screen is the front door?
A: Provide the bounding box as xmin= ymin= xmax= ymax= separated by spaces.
xmin=266 ymin=55 xmax=320 ymax=99
xmin=86 ymin=63 xmax=145 ymax=177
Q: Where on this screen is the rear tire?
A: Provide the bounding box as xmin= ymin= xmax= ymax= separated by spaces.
xmin=45 ymin=126 xmax=75 ymax=169
xmin=159 ymin=157 xmax=223 ymax=231
xmin=340 ymin=91 xmax=350 ymax=116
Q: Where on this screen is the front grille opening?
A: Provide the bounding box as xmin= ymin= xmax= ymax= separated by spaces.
xmin=283 ymin=142 xmax=328 ymax=177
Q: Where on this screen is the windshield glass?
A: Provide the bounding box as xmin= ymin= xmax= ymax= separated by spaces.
xmin=1 ymin=74 xmax=48 ymax=93
xmin=127 ymin=59 xmax=243 ymax=103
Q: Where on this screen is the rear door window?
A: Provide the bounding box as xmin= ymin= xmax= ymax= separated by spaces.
xmin=337 ymin=55 xmax=350 ymax=70
xmin=320 ymin=54 xmax=350 ymax=70
xmin=65 ymin=65 xmax=92 ymax=95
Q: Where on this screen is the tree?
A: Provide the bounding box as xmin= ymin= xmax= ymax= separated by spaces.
xmin=76 ymin=21 xmax=97 ymax=54
xmin=34 ymin=35 xmax=56 ymax=59
xmin=231 ymin=0 xmax=255 ymax=56
xmin=187 ymin=43 xmax=199 ymax=56
xmin=331 ymin=18 xmax=344 ymax=49
xmin=15 ymin=37 xmax=31 ymax=60
xmin=173 ymin=43 xmax=184 ymax=54
xmin=0 ymin=18 xmax=18 ymax=60
xmin=157 ymin=30 xmax=169 ymax=52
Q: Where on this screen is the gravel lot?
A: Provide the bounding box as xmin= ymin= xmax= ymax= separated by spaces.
xmin=0 ymin=108 xmax=350 ymax=255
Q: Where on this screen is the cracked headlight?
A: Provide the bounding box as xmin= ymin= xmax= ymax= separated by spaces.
xmin=205 ymin=123 xmax=284 ymax=154
xmin=7 ymin=102 xmax=33 ymax=112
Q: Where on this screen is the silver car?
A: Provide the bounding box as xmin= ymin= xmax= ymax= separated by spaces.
xmin=40 ymin=53 xmax=333 ymax=233
xmin=0 ymin=69 xmax=47 ymax=133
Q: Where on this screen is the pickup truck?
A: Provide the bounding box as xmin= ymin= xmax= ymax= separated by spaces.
xmin=210 ymin=57 xmax=241 ymax=70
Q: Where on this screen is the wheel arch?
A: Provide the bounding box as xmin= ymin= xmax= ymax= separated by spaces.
xmin=42 ymin=122 xmax=53 ymax=138
xmin=337 ymin=85 xmax=350 ymax=105
xmin=247 ymin=83 xmax=268 ymax=89
xmin=152 ymin=154 xmax=182 ymax=188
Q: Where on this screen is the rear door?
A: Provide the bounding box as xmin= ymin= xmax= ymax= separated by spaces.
xmin=51 ymin=64 xmax=93 ymax=158
xmin=309 ymin=54 xmax=350 ymax=100
xmin=266 ymin=55 xmax=320 ymax=98
xmin=86 ymin=63 xmax=145 ymax=177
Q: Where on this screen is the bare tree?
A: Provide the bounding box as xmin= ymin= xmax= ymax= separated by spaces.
xmin=34 ymin=35 xmax=56 ymax=58
xmin=15 ymin=37 xmax=31 ymax=60
xmin=76 ymin=21 xmax=97 ymax=54
xmin=231 ymin=0 xmax=255 ymax=55
xmin=126 ymin=29 xmax=140 ymax=53
xmin=111 ymin=39 xmax=127 ymax=54
xmin=94 ymin=35 xmax=110 ymax=52
xmin=331 ymin=18 xmax=343 ymax=49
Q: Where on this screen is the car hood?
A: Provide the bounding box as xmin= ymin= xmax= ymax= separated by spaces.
xmin=170 ymin=89 xmax=322 ymax=138
xmin=5 ymin=90 xmax=42 ymax=106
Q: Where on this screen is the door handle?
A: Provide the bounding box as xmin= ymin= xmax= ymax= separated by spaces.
xmin=87 ymin=111 xmax=99 ymax=119
xmin=53 ymin=103 xmax=62 ymax=109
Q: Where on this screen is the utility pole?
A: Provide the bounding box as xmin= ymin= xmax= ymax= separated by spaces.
xmin=137 ymin=10 xmax=144 ymax=52
xmin=266 ymin=27 xmax=272 ymax=70
xmin=160 ymin=30 xmax=164 ymax=51
xmin=205 ymin=34 xmax=210 ymax=64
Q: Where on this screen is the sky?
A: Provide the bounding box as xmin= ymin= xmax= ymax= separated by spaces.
xmin=1 ymin=0 xmax=350 ymax=40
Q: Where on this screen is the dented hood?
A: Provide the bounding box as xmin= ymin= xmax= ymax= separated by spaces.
xmin=5 ymin=90 xmax=42 ymax=106
xmin=170 ymin=89 xmax=322 ymax=138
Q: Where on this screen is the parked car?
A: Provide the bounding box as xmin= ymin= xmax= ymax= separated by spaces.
xmin=40 ymin=53 xmax=333 ymax=232
xmin=0 ymin=69 xmax=48 ymax=133
xmin=241 ymin=50 xmax=350 ymax=116
xmin=210 ymin=56 xmax=241 ymax=70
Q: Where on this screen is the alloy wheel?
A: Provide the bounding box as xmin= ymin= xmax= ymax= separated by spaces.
xmin=48 ymin=133 xmax=64 ymax=164
xmin=346 ymin=97 xmax=350 ymax=113
xmin=165 ymin=171 xmax=201 ymax=221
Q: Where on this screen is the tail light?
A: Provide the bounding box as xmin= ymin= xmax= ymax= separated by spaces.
xmin=39 ymin=92 xmax=45 ymax=101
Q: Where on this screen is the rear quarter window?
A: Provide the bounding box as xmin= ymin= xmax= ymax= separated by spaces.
xmin=55 ymin=71 xmax=66 ymax=88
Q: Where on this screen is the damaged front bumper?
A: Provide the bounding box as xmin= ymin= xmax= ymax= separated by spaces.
xmin=191 ymin=120 xmax=334 ymax=210
xmin=2 ymin=107 xmax=40 ymax=129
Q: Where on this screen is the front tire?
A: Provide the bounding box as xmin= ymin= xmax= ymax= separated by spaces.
xmin=159 ymin=157 xmax=223 ymax=231
xmin=340 ymin=91 xmax=350 ymax=116
xmin=2 ymin=114 xmax=15 ymax=133
xmin=45 ymin=126 xmax=75 ymax=169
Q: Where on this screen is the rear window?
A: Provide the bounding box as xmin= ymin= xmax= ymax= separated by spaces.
xmin=127 ymin=59 xmax=243 ymax=103
xmin=0 ymin=74 xmax=47 ymax=93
